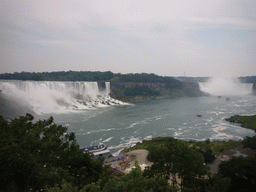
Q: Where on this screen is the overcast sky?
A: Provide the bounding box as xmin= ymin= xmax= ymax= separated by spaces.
xmin=0 ymin=0 xmax=255 ymax=77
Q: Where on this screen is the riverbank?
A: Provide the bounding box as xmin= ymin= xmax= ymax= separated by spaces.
xmin=225 ymin=115 xmax=256 ymax=132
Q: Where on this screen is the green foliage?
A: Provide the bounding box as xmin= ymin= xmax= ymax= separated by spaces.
xmin=144 ymin=138 xmax=209 ymax=189
xmin=225 ymin=114 xmax=256 ymax=151
xmin=212 ymin=140 xmax=242 ymax=153
xmin=124 ymin=85 xmax=160 ymax=96
xmin=218 ymin=156 xmax=256 ymax=192
xmin=125 ymin=137 xmax=189 ymax=152
xmin=176 ymin=76 xmax=210 ymax=83
xmin=80 ymin=179 xmax=102 ymax=192
xmin=1 ymin=115 xmax=181 ymax=192
xmin=46 ymin=179 xmax=78 ymax=192
xmin=225 ymin=115 xmax=256 ymax=132
xmin=4 ymin=112 xmax=255 ymax=192
xmin=242 ymin=135 xmax=256 ymax=150
xmin=115 ymin=73 xmax=181 ymax=84
xmin=125 ymin=137 xmax=241 ymax=158
xmin=0 ymin=114 xmax=105 ymax=191
xmin=0 ymin=71 xmax=182 ymax=84
xmin=125 ymin=137 xmax=240 ymax=157
xmin=81 ymin=162 xmax=178 ymax=192
xmin=110 ymin=85 xmax=161 ymax=100
xmin=204 ymin=174 xmax=231 ymax=192
xmin=0 ymin=71 xmax=115 ymax=81
xmin=198 ymin=148 xmax=216 ymax=163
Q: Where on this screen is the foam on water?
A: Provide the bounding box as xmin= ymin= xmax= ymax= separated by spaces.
xmin=143 ymin=135 xmax=153 ymax=140
xmin=107 ymin=136 xmax=142 ymax=155
xmin=102 ymin=137 xmax=113 ymax=143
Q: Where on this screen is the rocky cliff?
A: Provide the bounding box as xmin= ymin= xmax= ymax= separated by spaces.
xmin=110 ymin=81 xmax=208 ymax=102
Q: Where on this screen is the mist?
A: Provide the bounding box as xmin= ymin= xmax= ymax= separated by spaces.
xmin=199 ymin=77 xmax=253 ymax=96
xmin=0 ymin=81 xmax=122 ymax=116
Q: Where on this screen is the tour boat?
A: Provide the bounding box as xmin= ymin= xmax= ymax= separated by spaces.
xmin=80 ymin=143 xmax=111 ymax=159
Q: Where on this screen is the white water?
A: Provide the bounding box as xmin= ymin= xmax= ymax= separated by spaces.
xmin=0 ymin=81 xmax=124 ymax=114
xmin=199 ymin=77 xmax=253 ymax=96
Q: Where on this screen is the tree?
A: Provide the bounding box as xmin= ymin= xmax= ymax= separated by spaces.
xmin=242 ymin=136 xmax=256 ymax=150
xmin=171 ymin=143 xmax=208 ymax=189
xmin=144 ymin=139 xmax=209 ymax=190
xmin=83 ymin=161 xmax=178 ymax=192
xmin=46 ymin=179 xmax=79 ymax=192
xmin=198 ymin=148 xmax=216 ymax=163
xmin=145 ymin=145 xmax=171 ymax=179
xmin=0 ymin=114 xmax=105 ymax=191
xmin=218 ymin=156 xmax=256 ymax=192
xmin=204 ymin=174 xmax=230 ymax=192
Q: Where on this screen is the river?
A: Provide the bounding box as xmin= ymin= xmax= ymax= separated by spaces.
xmin=36 ymin=94 xmax=256 ymax=156
xmin=1 ymin=79 xmax=255 ymax=156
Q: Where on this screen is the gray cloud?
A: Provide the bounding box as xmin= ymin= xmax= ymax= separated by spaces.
xmin=0 ymin=0 xmax=255 ymax=77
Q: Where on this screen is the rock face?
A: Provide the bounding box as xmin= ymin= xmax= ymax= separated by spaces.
xmin=110 ymin=82 xmax=209 ymax=102
xmin=253 ymin=83 xmax=256 ymax=95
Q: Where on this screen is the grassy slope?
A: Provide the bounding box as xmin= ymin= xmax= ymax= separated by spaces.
xmin=123 ymin=137 xmax=242 ymax=154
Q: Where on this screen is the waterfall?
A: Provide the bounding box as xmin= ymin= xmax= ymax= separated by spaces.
xmin=199 ymin=77 xmax=253 ymax=96
xmin=0 ymin=80 xmax=123 ymax=114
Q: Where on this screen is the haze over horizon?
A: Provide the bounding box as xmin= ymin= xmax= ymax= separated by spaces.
xmin=1 ymin=0 xmax=256 ymax=77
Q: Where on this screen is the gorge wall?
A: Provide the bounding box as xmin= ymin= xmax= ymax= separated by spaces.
xmin=110 ymin=81 xmax=208 ymax=102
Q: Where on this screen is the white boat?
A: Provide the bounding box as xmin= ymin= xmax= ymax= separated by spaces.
xmin=80 ymin=143 xmax=111 ymax=159
xmin=92 ymin=149 xmax=111 ymax=159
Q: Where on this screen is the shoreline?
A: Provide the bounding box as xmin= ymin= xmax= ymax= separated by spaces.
xmin=105 ymin=145 xmax=255 ymax=175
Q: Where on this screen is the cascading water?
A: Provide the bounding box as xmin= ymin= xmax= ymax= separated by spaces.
xmin=199 ymin=77 xmax=253 ymax=96
xmin=0 ymin=80 xmax=123 ymax=114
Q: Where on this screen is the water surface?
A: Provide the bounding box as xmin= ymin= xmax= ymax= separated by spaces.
xmin=35 ymin=95 xmax=256 ymax=156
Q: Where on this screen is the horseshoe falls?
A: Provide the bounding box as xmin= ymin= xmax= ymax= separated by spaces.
xmin=199 ymin=77 xmax=253 ymax=96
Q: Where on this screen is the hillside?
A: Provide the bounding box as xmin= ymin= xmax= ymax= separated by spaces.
xmin=110 ymin=81 xmax=208 ymax=102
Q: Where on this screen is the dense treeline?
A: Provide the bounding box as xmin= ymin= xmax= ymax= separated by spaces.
xmin=145 ymin=138 xmax=209 ymax=190
xmin=111 ymin=73 xmax=181 ymax=84
xmin=0 ymin=71 xmax=181 ymax=84
xmin=0 ymin=71 xmax=115 ymax=81
xmin=176 ymin=76 xmax=210 ymax=83
xmin=0 ymin=114 xmax=106 ymax=191
xmin=218 ymin=156 xmax=256 ymax=192
xmin=239 ymin=76 xmax=256 ymax=83
xmin=126 ymin=132 xmax=256 ymax=192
